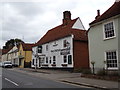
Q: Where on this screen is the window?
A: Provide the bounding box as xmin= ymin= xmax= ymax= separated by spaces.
xmin=46 ymin=57 xmax=48 ymax=64
xmin=32 ymin=59 xmax=34 ymax=65
xmin=104 ymin=22 xmax=115 ymax=39
xmin=53 ymin=56 xmax=56 ymax=64
xmin=63 ymin=40 xmax=67 ymax=47
xmin=38 ymin=45 xmax=42 ymax=53
xmin=106 ymin=51 xmax=118 ymax=68
xmin=68 ymin=55 xmax=72 ymax=64
xmin=63 ymin=56 xmax=67 ymax=63
xmin=46 ymin=45 xmax=48 ymax=51
xmin=49 ymin=57 xmax=51 ymax=64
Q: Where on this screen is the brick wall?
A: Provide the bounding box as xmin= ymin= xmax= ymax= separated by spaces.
xmin=73 ymin=40 xmax=89 ymax=69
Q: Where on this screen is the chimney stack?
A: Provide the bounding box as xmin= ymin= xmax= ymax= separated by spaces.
xmin=63 ymin=11 xmax=71 ymax=25
xmin=95 ymin=10 xmax=100 ymax=19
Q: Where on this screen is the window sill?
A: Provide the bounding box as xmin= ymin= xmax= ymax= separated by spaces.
xmin=51 ymin=64 xmax=56 ymax=66
xmin=42 ymin=64 xmax=48 ymax=67
xmin=103 ymin=36 xmax=116 ymax=41
xmin=61 ymin=64 xmax=67 ymax=67
xmin=107 ymin=67 xmax=118 ymax=70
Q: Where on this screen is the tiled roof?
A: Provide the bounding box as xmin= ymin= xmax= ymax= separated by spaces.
xmin=35 ymin=18 xmax=87 ymax=46
xmin=90 ymin=1 xmax=120 ymax=25
xmin=22 ymin=43 xmax=34 ymax=51
xmin=2 ymin=46 xmax=13 ymax=55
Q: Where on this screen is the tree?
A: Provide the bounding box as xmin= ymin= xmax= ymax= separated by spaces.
xmin=3 ymin=38 xmax=24 ymax=49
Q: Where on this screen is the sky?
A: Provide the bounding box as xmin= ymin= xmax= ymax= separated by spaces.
xmin=0 ymin=0 xmax=115 ymax=48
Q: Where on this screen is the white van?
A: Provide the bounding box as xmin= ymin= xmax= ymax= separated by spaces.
xmin=2 ymin=61 xmax=12 ymax=68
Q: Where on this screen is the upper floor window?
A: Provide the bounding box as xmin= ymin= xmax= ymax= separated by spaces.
xmin=63 ymin=40 xmax=67 ymax=47
xmin=105 ymin=51 xmax=118 ymax=69
xmin=104 ymin=22 xmax=115 ymax=39
xmin=38 ymin=45 xmax=42 ymax=53
xmin=46 ymin=45 xmax=48 ymax=51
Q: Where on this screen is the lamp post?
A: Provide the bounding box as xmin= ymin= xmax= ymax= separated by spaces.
xmin=91 ymin=61 xmax=95 ymax=75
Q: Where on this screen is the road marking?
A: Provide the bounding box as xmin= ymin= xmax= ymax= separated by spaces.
xmin=5 ymin=78 xmax=19 ymax=86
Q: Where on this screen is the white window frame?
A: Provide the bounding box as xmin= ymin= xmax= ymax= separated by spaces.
xmin=103 ymin=21 xmax=116 ymax=40
xmin=104 ymin=50 xmax=118 ymax=70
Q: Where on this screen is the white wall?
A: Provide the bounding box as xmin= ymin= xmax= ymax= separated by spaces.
xmin=32 ymin=35 xmax=74 ymax=68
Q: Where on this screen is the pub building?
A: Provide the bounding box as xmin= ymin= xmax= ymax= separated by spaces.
xmin=32 ymin=11 xmax=89 ymax=70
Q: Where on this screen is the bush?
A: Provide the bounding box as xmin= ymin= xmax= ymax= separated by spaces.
xmin=82 ymin=69 xmax=92 ymax=74
xmin=97 ymin=69 xmax=106 ymax=76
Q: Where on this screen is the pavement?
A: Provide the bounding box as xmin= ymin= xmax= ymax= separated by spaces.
xmin=13 ymin=68 xmax=119 ymax=90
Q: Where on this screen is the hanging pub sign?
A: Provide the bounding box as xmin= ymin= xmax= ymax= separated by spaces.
xmin=60 ymin=47 xmax=70 ymax=55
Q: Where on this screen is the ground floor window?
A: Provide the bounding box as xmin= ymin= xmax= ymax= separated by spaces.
xmin=106 ymin=51 xmax=118 ymax=68
xmin=63 ymin=56 xmax=67 ymax=63
xmin=68 ymin=55 xmax=72 ymax=64
xmin=53 ymin=56 xmax=56 ymax=64
xmin=32 ymin=59 xmax=34 ymax=65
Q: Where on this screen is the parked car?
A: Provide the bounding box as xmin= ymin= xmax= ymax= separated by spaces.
xmin=0 ymin=62 xmax=3 ymax=67
xmin=2 ymin=61 xmax=12 ymax=68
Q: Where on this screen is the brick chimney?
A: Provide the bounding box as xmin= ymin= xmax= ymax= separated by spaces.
xmin=63 ymin=11 xmax=71 ymax=25
xmin=95 ymin=10 xmax=100 ymax=19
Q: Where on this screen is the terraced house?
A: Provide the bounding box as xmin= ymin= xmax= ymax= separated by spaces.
xmin=18 ymin=43 xmax=34 ymax=68
xmin=88 ymin=1 xmax=120 ymax=73
xmin=32 ymin=11 xmax=89 ymax=70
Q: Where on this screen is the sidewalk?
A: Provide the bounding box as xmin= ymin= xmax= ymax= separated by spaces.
xmin=14 ymin=68 xmax=119 ymax=90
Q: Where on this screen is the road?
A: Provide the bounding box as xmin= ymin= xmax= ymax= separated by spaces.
xmin=2 ymin=68 xmax=95 ymax=89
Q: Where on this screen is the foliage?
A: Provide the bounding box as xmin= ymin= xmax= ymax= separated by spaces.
xmin=97 ymin=69 xmax=106 ymax=76
xmin=3 ymin=38 xmax=24 ymax=49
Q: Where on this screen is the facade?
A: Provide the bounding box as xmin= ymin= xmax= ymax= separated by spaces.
xmin=7 ymin=45 xmax=19 ymax=66
xmin=18 ymin=43 xmax=34 ymax=68
xmin=88 ymin=1 xmax=120 ymax=72
xmin=2 ymin=47 xmax=13 ymax=62
xmin=32 ymin=11 xmax=89 ymax=70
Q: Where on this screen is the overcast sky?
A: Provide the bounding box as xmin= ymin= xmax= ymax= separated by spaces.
xmin=0 ymin=0 xmax=115 ymax=48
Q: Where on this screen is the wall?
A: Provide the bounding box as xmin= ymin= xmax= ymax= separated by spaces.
xmin=32 ymin=36 xmax=74 ymax=68
xmin=88 ymin=17 xmax=118 ymax=72
xmin=73 ymin=40 xmax=89 ymax=69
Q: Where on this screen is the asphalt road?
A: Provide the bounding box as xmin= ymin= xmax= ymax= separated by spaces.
xmin=2 ymin=68 xmax=95 ymax=89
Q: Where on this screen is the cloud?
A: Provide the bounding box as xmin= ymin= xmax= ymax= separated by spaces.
xmin=0 ymin=0 xmax=115 ymax=48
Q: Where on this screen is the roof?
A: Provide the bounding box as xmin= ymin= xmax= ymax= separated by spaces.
xmin=22 ymin=43 xmax=34 ymax=51
xmin=90 ymin=1 xmax=120 ymax=25
xmin=2 ymin=46 xmax=13 ymax=55
xmin=35 ymin=18 xmax=87 ymax=46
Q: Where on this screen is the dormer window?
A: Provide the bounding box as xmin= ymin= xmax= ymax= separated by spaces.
xmin=104 ymin=21 xmax=115 ymax=39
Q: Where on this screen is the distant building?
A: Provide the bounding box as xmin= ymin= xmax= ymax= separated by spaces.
xmin=88 ymin=1 xmax=120 ymax=72
xmin=32 ymin=11 xmax=89 ymax=70
xmin=7 ymin=45 xmax=19 ymax=66
xmin=2 ymin=47 xmax=13 ymax=62
xmin=18 ymin=43 xmax=34 ymax=68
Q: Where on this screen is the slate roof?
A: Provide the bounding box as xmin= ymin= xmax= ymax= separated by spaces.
xmin=90 ymin=1 xmax=120 ymax=25
xmin=35 ymin=18 xmax=88 ymax=46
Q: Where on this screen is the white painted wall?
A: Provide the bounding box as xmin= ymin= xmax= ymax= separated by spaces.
xmin=32 ymin=35 xmax=74 ymax=68
xmin=72 ymin=18 xmax=85 ymax=30
xmin=88 ymin=17 xmax=119 ymax=72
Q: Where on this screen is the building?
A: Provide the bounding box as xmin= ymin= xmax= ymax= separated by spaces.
xmin=18 ymin=43 xmax=34 ymax=68
xmin=32 ymin=11 xmax=89 ymax=70
xmin=2 ymin=47 xmax=13 ymax=62
xmin=88 ymin=1 xmax=120 ymax=73
xmin=7 ymin=45 xmax=19 ymax=66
